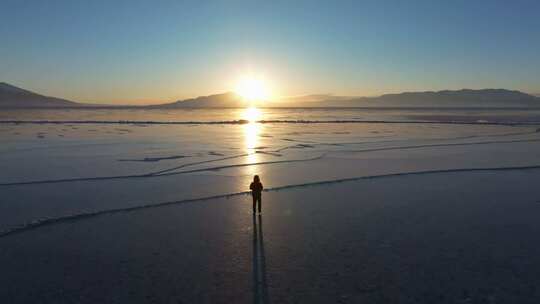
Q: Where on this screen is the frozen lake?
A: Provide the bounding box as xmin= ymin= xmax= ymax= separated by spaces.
xmin=1 ymin=107 xmax=540 ymax=303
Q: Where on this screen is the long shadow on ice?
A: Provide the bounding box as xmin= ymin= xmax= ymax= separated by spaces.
xmin=253 ymin=214 xmax=269 ymax=304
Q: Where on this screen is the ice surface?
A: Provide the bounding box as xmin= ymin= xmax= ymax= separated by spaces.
xmin=1 ymin=169 xmax=540 ymax=303
xmin=1 ymin=109 xmax=540 ymax=234
xmin=2 ymin=108 xmax=540 ymax=302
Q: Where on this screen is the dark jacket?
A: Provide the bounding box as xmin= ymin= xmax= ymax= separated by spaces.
xmin=250 ymin=182 xmax=263 ymax=196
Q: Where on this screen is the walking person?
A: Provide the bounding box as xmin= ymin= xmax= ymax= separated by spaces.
xmin=250 ymin=175 xmax=264 ymax=214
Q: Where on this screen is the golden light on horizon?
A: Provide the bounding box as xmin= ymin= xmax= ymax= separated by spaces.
xmin=235 ymin=77 xmax=270 ymax=103
xmin=242 ymin=106 xmax=262 ymax=123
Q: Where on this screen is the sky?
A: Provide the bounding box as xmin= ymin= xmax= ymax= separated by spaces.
xmin=1 ymin=0 xmax=539 ymax=104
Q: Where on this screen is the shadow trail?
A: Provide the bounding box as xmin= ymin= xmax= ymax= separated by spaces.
xmin=253 ymin=214 xmax=269 ymax=304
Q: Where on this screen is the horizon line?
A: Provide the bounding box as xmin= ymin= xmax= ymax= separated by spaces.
xmin=1 ymin=81 xmax=538 ymax=106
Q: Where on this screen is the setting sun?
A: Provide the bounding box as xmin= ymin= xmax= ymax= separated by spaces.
xmin=234 ymin=77 xmax=269 ymax=102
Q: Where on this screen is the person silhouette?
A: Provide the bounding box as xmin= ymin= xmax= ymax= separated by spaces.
xmin=250 ymin=175 xmax=264 ymax=214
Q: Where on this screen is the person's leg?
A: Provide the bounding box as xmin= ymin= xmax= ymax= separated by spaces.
xmin=252 ymin=195 xmax=256 ymax=213
xmin=257 ymin=196 xmax=262 ymax=213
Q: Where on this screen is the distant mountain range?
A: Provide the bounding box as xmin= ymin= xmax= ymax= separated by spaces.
xmin=0 ymin=82 xmax=80 ymax=108
xmin=149 ymin=89 xmax=540 ymax=108
xmin=150 ymin=92 xmax=245 ymax=108
xmin=304 ymin=89 xmax=540 ymax=108
xmin=1 ymin=82 xmax=539 ymax=108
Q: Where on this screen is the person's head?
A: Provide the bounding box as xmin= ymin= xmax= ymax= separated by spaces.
xmin=253 ymin=175 xmax=260 ymax=183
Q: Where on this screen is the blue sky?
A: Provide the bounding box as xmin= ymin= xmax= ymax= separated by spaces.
xmin=1 ymin=0 xmax=539 ymax=104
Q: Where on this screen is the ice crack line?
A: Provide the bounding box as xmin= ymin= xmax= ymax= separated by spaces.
xmin=1 ymin=164 xmax=540 ymax=239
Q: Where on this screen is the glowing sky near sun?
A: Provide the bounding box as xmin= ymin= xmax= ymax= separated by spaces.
xmin=1 ymin=0 xmax=540 ymax=104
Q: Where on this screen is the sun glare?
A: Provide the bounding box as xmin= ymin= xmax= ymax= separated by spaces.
xmin=235 ymin=77 xmax=269 ymax=102
xmin=242 ymin=106 xmax=261 ymax=122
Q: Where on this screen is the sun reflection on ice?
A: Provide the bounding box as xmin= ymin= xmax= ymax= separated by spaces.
xmin=243 ymin=106 xmax=262 ymax=123
xmin=242 ymin=107 xmax=262 ymax=176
